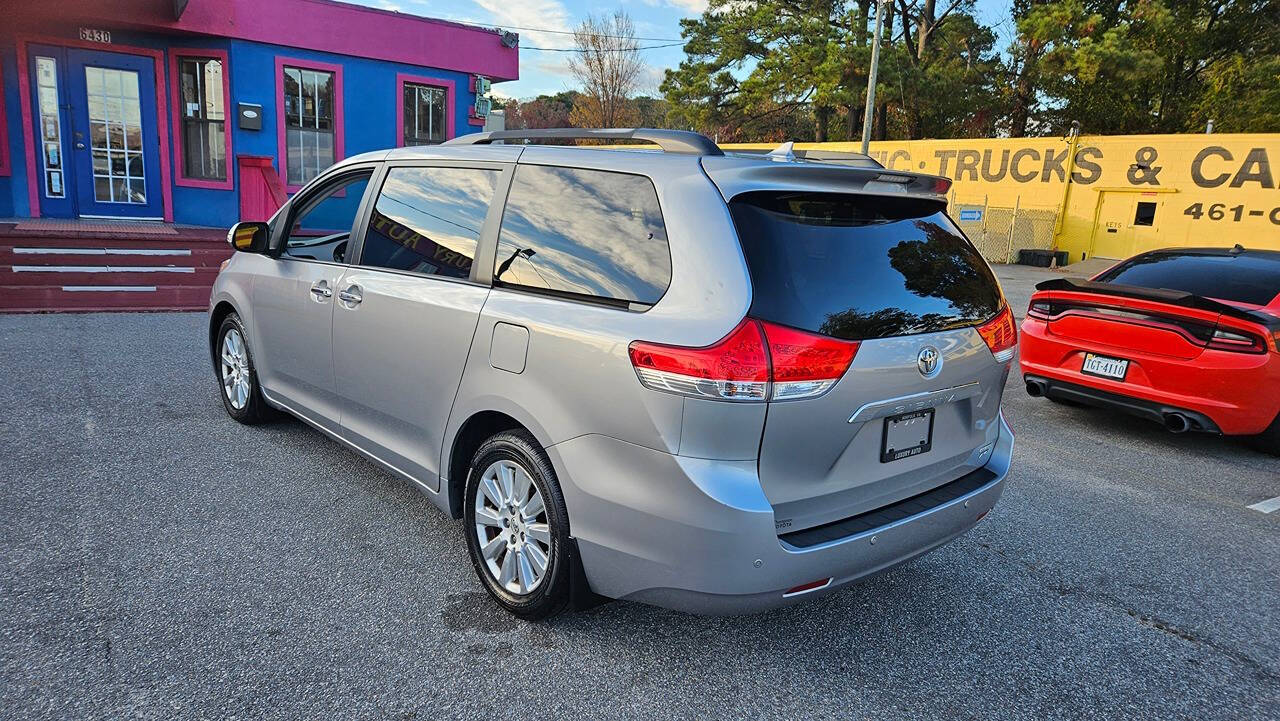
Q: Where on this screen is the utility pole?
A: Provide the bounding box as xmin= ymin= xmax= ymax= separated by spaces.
xmin=860 ymin=0 xmax=886 ymax=155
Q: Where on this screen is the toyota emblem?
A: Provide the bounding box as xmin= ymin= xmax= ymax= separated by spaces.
xmin=917 ymin=346 xmax=942 ymax=378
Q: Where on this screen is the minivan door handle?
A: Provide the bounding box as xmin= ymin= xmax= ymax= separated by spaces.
xmin=338 ymin=285 xmax=363 ymax=306
xmin=310 ymin=280 xmax=332 ymax=300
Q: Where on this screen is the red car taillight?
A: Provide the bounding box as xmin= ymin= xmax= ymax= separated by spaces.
xmin=977 ymin=306 xmax=1018 ymax=363
xmin=1026 ymin=300 xmax=1052 ymax=320
xmin=1206 ymin=327 xmax=1268 ymax=354
xmin=628 ymin=319 xmax=859 ymax=402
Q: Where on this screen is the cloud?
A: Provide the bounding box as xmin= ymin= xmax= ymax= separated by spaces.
xmin=465 ymin=0 xmax=580 ymax=84
xmin=469 ymin=0 xmax=575 ymax=49
xmin=635 ymin=64 xmax=668 ymax=95
xmin=639 ymin=0 xmax=709 ymax=13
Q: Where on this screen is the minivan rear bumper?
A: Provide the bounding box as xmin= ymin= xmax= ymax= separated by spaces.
xmin=546 ymin=414 xmax=1012 ymax=615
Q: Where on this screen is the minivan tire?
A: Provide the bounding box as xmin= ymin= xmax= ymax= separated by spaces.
xmin=463 ymin=430 xmax=571 ymax=620
xmin=215 ymin=312 xmax=273 ymax=425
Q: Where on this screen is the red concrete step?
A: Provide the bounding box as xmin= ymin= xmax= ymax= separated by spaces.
xmin=0 ymin=234 xmax=231 ymax=244
xmin=0 ymin=285 xmax=213 ymax=312
xmin=0 ymin=267 xmax=221 ymax=287
xmin=0 ymin=224 xmax=233 ymax=312
xmin=0 ymin=224 xmax=227 ymax=243
xmin=0 ymin=236 xmax=231 ymax=248
xmin=0 ymin=246 xmax=231 ymax=267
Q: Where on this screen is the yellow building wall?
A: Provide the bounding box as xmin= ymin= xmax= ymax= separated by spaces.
xmin=726 ymin=134 xmax=1280 ymax=264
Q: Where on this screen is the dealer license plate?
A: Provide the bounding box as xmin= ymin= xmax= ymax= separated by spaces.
xmin=1081 ymin=352 xmax=1129 ymax=380
xmin=881 ymin=409 xmax=934 ymax=463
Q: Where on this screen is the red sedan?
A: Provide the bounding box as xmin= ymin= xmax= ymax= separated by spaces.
xmin=1019 ymin=245 xmax=1280 ymax=454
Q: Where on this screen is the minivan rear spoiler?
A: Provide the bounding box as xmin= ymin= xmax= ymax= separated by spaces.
xmin=700 ymin=155 xmax=952 ymax=202
xmin=727 ymin=145 xmax=883 ymax=169
xmin=1035 ymin=278 xmax=1280 ymax=329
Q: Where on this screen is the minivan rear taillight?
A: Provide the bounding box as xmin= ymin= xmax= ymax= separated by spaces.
xmin=628 ymin=319 xmax=859 ymax=402
xmin=977 ymin=306 xmax=1018 ymax=363
xmin=763 ymin=322 xmax=862 ymax=399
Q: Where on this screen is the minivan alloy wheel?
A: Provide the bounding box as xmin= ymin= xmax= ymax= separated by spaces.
xmin=473 ymin=459 xmax=552 ymax=594
xmin=220 ymin=328 xmax=251 ymax=410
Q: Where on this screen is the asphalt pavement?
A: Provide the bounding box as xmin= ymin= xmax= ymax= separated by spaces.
xmin=1 ymin=276 xmax=1277 ymax=719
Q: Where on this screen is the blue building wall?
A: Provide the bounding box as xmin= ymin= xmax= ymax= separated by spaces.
xmin=174 ymin=38 xmax=480 ymax=227
xmin=0 ymin=31 xmax=483 ymax=226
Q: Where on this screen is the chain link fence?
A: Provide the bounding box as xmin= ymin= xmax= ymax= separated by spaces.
xmin=950 ymin=194 xmax=1060 ymax=264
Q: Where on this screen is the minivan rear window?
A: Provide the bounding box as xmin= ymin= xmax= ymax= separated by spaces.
xmin=1095 ymin=251 xmax=1280 ymax=306
xmin=729 ymin=192 xmax=1003 ymax=341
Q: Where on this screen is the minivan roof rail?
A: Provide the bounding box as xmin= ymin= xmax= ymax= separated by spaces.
xmin=442 ymin=128 xmax=724 ymax=156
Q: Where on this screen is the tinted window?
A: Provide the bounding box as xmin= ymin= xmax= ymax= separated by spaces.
xmin=360 ymin=166 xmax=498 ymax=278
xmin=729 ymin=192 xmax=1003 ymax=341
xmin=1098 ymin=251 xmax=1280 ymax=306
xmin=494 ymin=165 xmax=670 ymax=306
xmin=283 ymin=171 xmax=371 ymax=263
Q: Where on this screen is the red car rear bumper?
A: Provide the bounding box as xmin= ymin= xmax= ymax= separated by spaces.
xmin=1019 ymin=317 xmax=1280 ymax=436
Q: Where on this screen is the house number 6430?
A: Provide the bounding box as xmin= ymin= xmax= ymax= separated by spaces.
xmin=79 ymin=28 xmax=112 ymax=44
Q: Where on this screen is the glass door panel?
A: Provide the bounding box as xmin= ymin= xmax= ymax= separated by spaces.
xmin=85 ymin=66 xmax=147 ymax=205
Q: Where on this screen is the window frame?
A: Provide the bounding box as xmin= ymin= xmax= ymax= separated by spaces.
xmin=1133 ymin=201 xmax=1157 ymax=227
xmin=395 ymin=73 xmax=455 ymax=147
xmin=349 ymin=159 xmax=513 ymax=287
xmin=273 ymin=164 xmax=379 ymax=266
xmin=170 ymin=48 xmax=232 ymax=189
xmin=275 ymin=56 xmax=344 ymax=193
xmin=491 ymin=164 xmax=672 ymax=312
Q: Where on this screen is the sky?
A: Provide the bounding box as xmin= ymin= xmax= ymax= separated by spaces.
xmin=354 ymin=0 xmax=1017 ymax=100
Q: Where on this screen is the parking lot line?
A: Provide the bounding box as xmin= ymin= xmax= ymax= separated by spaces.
xmin=1246 ymin=496 xmax=1280 ymax=514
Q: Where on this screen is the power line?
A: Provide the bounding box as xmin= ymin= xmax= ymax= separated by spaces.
xmin=438 ymin=16 xmax=683 ymax=42
xmin=521 ymin=41 xmax=685 ymax=52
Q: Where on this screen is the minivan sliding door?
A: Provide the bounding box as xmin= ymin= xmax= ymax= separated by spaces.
xmin=330 ymin=162 xmax=511 ymax=491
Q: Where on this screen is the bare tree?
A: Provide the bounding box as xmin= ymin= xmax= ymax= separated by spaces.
xmin=568 ymin=11 xmax=644 ymax=128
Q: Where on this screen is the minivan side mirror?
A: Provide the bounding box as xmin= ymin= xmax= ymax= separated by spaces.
xmin=227 ymin=222 xmax=271 ymax=253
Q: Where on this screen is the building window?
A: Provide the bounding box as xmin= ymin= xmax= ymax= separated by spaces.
xmin=1134 ymin=202 xmax=1157 ymax=227
xmin=402 ymin=83 xmax=447 ymax=145
xmin=396 ymin=74 xmax=453 ymax=147
xmin=178 ymin=57 xmax=226 ymax=181
xmin=282 ymin=65 xmax=336 ymax=185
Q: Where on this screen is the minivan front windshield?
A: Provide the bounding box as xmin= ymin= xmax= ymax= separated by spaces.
xmin=729 ymin=191 xmax=1003 ymax=341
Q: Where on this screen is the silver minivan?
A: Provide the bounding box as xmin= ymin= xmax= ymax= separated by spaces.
xmin=209 ymin=129 xmax=1016 ymax=618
